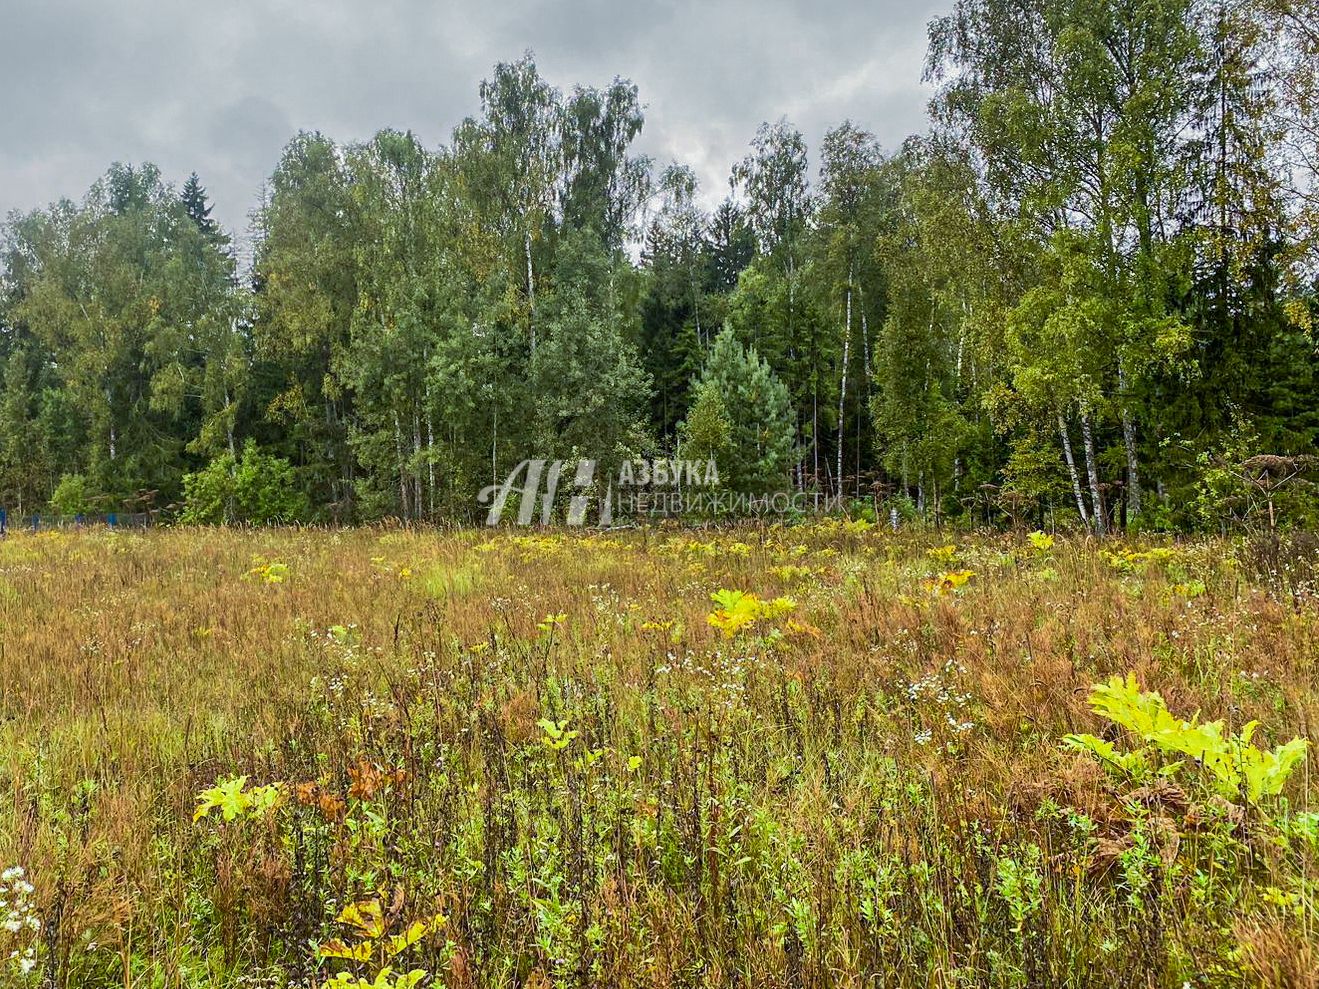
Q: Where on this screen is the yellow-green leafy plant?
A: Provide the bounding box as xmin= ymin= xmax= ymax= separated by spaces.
xmin=1100 ymin=546 xmax=1184 ymax=575
xmin=1027 ymin=531 xmax=1055 ymax=553
xmin=706 ymin=589 xmax=797 ymax=638
xmin=193 ymin=776 xmax=285 ymax=822
xmin=318 ymin=898 xmax=445 ymax=988
xmin=536 ymin=612 xmax=567 ymax=633
xmin=1066 ymin=674 xmax=1309 ymax=804
xmin=926 ymin=544 xmax=959 ymax=566
xmin=245 ymin=558 xmax=290 ymax=584
xmin=923 ymin=569 xmax=975 ymax=595
xmin=537 ymin=717 xmax=579 ymax=751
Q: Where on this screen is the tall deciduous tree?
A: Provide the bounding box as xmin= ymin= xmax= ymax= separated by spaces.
xmin=252 ymin=132 xmax=361 ymax=516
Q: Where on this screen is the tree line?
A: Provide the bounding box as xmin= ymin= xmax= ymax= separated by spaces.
xmin=2 ymin=0 xmax=1318 ymax=530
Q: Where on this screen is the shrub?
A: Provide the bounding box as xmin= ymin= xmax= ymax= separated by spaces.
xmin=181 ymin=440 xmax=309 ymax=525
xmin=49 ymin=473 xmax=93 ymax=516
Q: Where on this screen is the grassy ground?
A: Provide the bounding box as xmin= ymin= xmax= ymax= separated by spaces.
xmin=0 ymin=524 xmax=1315 ymax=988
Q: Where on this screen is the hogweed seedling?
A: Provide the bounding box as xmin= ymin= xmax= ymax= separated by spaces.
xmin=706 ymin=589 xmax=797 ymax=638
xmin=318 ymin=897 xmax=445 ymax=989
xmin=923 ymin=570 xmax=975 ymax=595
xmin=1066 ymin=673 xmax=1310 ymax=804
xmin=538 ymin=718 xmax=578 ymax=751
xmin=1027 ymin=531 xmax=1055 ymax=553
xmin=193 ymin=776 xmax=285 ymax=822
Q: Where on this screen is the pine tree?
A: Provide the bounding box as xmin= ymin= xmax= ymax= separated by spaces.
xmin=680 ymin=384 xmax=732 ymax=470
xmin=686 ymin=326 xmax=795 ymax=493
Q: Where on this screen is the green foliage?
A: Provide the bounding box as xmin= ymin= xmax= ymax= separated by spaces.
xmin=0 ymin=18 xmax=1317 ymax=526
xmin=529 ymin=227 xmax=652 ymax=471
xmin=706 ymin=587 xmax=797 ymax=638
xmin=679 ymin=383 xmax=731 ymax=469
xmin=181 ymin=439 xmax=309 ymax=525
xmin=49 ymin=473 xmax=93 ymax=516
xmin=537 ymin=717 xmax=579 ymax=750
xmin=1067 ymin=673 xmax=1310 ymax=804
xmin=4 ymin=162 xmax=241 ymax=505
xmin=318 ymin=898 xmax=444 ymax=988
xmin=685 ymin=326 xmax=795 ymax=493
xmin=192 ymin=775 xmax=283 ymax=823
xmin=994 ymin=844 xmax=1044 ymax=935
xmin=1064 ymin=733 xmax=1153 ymax=776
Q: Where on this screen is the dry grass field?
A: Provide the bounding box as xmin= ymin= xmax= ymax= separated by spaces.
xmin=0 ymin=524 xmax=1316 ymax=988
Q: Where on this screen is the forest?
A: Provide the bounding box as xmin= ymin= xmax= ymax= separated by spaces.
xmin=2 ymin=0 xmax=1318 ymax=531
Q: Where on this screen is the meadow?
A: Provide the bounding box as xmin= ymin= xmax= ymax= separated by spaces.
xmin=0 ymin=523 xmax=1316 ymax=988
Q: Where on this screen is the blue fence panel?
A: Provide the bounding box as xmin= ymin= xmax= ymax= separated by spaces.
xmin=0 ymin=510 xmax=151 ymax=532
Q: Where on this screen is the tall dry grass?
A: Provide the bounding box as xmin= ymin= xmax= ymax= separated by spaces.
xmin=0 ymin=524 xmax=1314 ymax=987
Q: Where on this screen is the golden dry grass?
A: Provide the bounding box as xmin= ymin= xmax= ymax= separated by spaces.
xmin=0 ymin=523 xmax=1314 ymax=987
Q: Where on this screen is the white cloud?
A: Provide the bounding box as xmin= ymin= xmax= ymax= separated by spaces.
xmin=0 ymin=0 xmax=947 ymax=237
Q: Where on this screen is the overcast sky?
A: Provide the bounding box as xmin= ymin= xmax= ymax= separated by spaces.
xmin=1 ymin=0 xmax=945 ymax=242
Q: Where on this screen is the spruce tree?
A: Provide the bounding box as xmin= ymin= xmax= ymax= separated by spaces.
xmin=181 ymin=172 xmax=221 ymax=241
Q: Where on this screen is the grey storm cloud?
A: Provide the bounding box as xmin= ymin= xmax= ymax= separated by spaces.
xmin=0 ymin=0 xmax=946 ymax=241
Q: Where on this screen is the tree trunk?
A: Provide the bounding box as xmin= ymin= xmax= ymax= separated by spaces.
xmin=812 ymin=386 xmax=820 ymax=510
xmin=1117 ymin=365 xmax=1141 ymax=522
xmin=859 ymin=291 xmax=872 ymax=378
xmin=1080 ymin=406 xmax=1106 ymax=536
xmin=412 ymin=410 xmax=423 ymax=520
xmin=836 ymin=274 xmax=852 ymax=501
xmin=394 ymin=411 xmax=410 ymax=521
xmin=224 ymin=382 xmax=236 ymax=460
xmin=1058 ymin=412 xmax=1091 ymax=530
xmin=427 ymin=408 xmax=435 ymax=517
xmin=525 ymin=229 xmax=537 ymax=356
xmin=855 ymin=392 xmax=862 ymax=500
xmin=107 ymin=386 xmax=117 ymax=461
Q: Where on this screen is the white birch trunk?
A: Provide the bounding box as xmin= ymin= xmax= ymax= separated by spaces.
xmin=836 ymin=278 xmax=852 ymax=501
xmin=1080 ymin=406 xmax=1106 ymax=536
xmin=1117 ymin=365 xmax=1141 ymax=522
xmin=394 ymin=411 xmax=409 ymax=521
xmin=525 ymin=229 xmax=536 ymax=356
xmin=1058 ymin=412 xmax=1090 ymax=529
